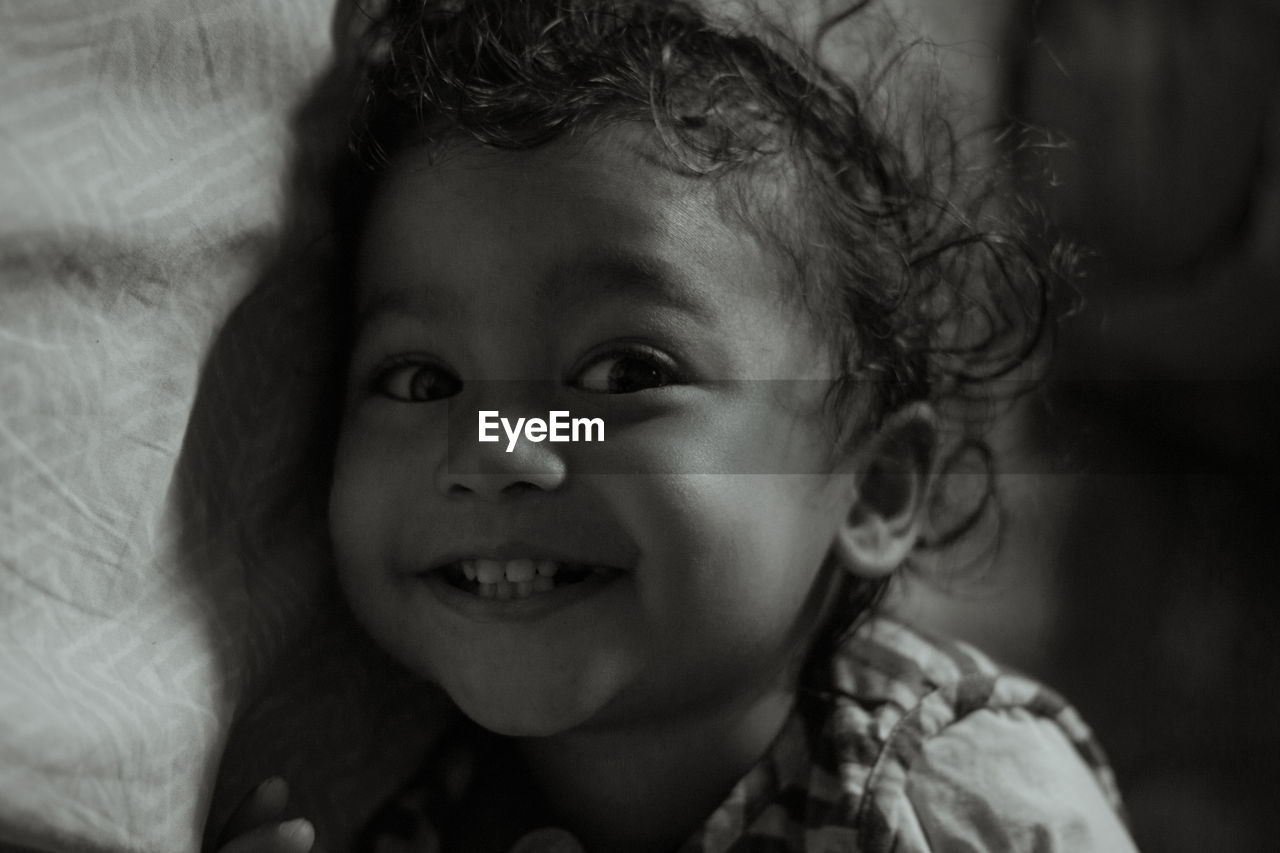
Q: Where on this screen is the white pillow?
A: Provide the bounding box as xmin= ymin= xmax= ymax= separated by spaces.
xmin=0 ymin=2 xmax=368 ymax=850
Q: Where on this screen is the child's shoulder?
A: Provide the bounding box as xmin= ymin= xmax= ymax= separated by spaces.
xmin=790 ymin=614 xmax=1138 ymax=852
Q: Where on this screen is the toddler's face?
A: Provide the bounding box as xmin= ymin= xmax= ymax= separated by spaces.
xmin=329 ymin=125 xmax=860 ymax=736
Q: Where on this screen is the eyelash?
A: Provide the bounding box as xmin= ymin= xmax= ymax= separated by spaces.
xmin=571 ymin=345 xmax=682 ymax=394
xmin=369 ymin=356 xmax=461 ymax=402
xmin=365 ymin=345 xmax=683 ymax=402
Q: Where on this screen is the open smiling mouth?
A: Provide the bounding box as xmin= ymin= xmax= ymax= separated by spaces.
xmin=438 ymin=558 xmax=618 ymax=601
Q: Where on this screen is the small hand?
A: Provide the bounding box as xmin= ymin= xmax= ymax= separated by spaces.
xmin=215 ymin=778 xmax=317 ymax=853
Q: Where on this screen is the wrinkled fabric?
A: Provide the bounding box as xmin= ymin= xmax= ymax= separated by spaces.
xmin=0 ymin=3 xmax=333 ymax=851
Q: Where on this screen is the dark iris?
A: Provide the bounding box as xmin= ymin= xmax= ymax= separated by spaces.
xmin=408 ymin=367 xmax=461 ymax=401
xmin=605 ymin=356 xmax=668 ymax=393
xmin=373 ymin=361 xmax=462 ymax=402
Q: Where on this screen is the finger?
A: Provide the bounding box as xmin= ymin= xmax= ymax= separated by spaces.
xmin=218 ymin=778 xmax=290 ymax=846
xmin=218 ymin=819 xmax=315 ymax=853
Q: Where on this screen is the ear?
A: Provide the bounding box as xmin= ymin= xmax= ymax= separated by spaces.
xmin=832 ymin=403 xmax=937 ymax=579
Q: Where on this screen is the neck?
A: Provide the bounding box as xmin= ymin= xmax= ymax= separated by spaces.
xmin=516 ymin=680 xmax=796 ymax=853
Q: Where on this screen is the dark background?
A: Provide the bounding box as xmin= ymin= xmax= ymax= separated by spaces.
xmin=905 ymin=1 xmax=1280 ymax=849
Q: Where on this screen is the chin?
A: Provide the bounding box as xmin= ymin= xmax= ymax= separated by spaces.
xmin=455 ymin=692 xmax=597 ymax=738
xmin=439 ymin=668 xmax=606 ymax=738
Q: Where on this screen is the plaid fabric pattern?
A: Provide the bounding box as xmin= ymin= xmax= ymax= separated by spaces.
xmin=362 ymin=616 xmax=1126 ymax=853
xmin=683 ymin=617 xmax=1126 ymax=852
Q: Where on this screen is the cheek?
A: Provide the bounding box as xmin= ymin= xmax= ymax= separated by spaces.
xmin=328 ymin=442 xmax=421 ymax=661
xmin=328 ymin=432 xmax=394 ymax=579
xmin=622 ymin=476 xmax=838 ymax=625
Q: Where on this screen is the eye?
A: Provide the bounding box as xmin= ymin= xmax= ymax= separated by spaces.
xmin=573 ymin=346 xmax=679 ymax=394
xmin=372 ymin=359 xmax=461 ymax=402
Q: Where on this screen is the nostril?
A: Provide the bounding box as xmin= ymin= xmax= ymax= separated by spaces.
xmin=438 ymin=468 xmax=567 ymax=499
xmin=436 ymin=431 xmax=568 ymax=496
xmin=501 ymin=480 xmax=544 ymax=495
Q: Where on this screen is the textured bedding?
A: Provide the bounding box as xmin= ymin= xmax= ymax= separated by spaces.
xmin=0 ymin=2 xmax=374 ymax=851
xmin=0 ymin=2 xmax=1011 ymax=852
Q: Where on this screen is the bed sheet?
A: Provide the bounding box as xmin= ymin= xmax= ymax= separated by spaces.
xmin=1 ymin=3 xmax=345 ymax=851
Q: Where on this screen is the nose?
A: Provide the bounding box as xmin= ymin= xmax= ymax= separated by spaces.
xmin=435 ymin=407 xmax=568 ymax=499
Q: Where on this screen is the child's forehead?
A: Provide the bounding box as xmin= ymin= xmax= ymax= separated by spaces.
xmin=393 ymin=121 xmax=697 ymax=195
xmin=389 ymin=120 xmax=798 ymax=220
xmin=354 ymin=124 xmax=812 ymax=332
xmin=367 ymin=123 xmax=807 ymax=292
xmin=370 ymin=123 xmax=793 ymax=263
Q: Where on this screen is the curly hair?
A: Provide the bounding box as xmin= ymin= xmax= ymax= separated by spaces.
xmin=330 ymin=0 xmax=1058 ymax=642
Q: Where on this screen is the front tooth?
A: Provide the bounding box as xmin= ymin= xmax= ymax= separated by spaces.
xmin=460 ymin=560 xmax=477 ymax=581
xmin=515 ymin=580 xmax=533 ymax=597
xmin=535 ymin=560 xmax=559 ymax=577
xmin=505 ymin=559 xmax=535 ymax=583
xmin=475 ymin=559 xmax=503 ymax=584
xmin=532 ymin=576 xmax=554 ymax=593
xmin=495 ymin=580 xmax=513 ymax=600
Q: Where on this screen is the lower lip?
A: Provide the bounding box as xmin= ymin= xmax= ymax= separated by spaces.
xmin=419 ymin=570 xmax=622 ymax=623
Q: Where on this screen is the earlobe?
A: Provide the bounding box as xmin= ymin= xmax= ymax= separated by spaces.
xmin=833 ymin=403 xmax=937 ymax=579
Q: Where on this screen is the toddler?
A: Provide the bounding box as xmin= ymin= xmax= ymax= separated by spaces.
xmin=218 ymin=0 xmax=1137 ymax=850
